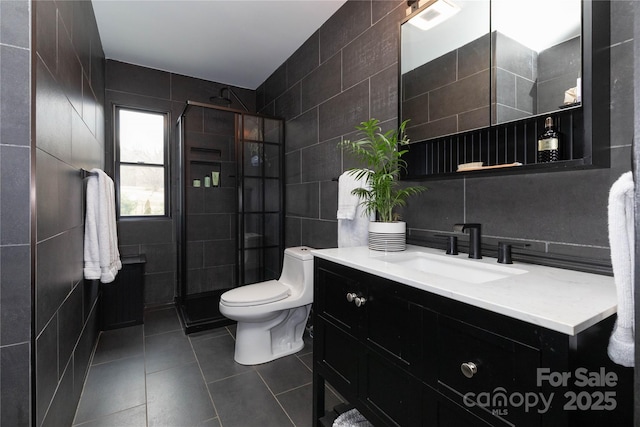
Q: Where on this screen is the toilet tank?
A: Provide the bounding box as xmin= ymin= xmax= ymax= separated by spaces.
xmin=279 ymin=246 xmax=314 ymax=298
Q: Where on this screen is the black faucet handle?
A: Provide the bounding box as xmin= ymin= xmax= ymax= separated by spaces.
xmin=497 ymin=242 xmax=530 ymax=264
xmin=453 ymin=223 xmax=481 ymax=232
xmin=435 ymin=234 xmax=458 ymax=255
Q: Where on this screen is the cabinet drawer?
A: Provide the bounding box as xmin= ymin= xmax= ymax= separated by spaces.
xmin=422 ymin=384 xmax=499 ymax=427
xmin=438 ymin=316 xmax=541 ymax=427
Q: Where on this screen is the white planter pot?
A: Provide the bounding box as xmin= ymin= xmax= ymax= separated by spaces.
xmin=368 ymin=221 xmax=406 ymax=252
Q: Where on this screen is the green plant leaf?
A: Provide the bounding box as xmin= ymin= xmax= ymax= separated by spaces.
xmin=339 ymin=118 xmax=427 ymax=222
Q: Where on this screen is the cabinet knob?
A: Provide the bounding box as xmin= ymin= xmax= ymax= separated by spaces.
xmin=461 ymin=362 xmax=478 ymax=378
xmin=346 ymin=293 xmax=357 ymax=303
xmin=354 ymin=296 xmax=366 ymax=307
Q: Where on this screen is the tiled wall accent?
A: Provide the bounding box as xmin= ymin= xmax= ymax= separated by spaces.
xmin=33 ymin=1 xmax=105 ymax=426
xmin=0 ymin=1 xmax=31 ymax=425
xmin=105 ymin=60 xmax=256 ymax=306
xmin=258 ymin=0 xmax=634 ymax=265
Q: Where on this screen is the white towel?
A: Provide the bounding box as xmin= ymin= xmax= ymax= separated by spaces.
xmin=337 ymin=172 xmax=362 ymax=220
xmin=607 ymin=171 xmax=635 ymax=367
xmin=84 ymin=169 xmax=122 ymax=283
xmin=337 ymin=170 xmax=373 ymax=248
xmin=333 ymin=408 xmax=373 ymax=427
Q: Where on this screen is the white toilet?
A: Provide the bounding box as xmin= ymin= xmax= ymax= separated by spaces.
xmin=219 ymin=246 xmax=314 ymax=365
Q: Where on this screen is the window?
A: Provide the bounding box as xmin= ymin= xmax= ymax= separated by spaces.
xmin=116 ymin=107 xmax=169 ymax=217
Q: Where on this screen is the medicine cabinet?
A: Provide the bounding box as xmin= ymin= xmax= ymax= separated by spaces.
xmin=399 ymin=0 xmax=610 ymax=178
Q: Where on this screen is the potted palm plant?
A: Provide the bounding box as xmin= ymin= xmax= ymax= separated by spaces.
xmin=340 ymin=118 xmax=426 ymax=251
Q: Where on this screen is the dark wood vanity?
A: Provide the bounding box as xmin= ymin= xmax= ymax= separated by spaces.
xmin=312 ymin=258 xmax=632 ymax=426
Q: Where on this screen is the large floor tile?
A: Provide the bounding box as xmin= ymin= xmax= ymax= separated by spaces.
xmin=73 ymin=356 xmax=146 ymax=424
xmin=191 ymin=334 xmax=252 ymax=383
xmin=145 ymin=330 xmax=195 ymax=373
xmin=72 ymin=405 xmax=146 ymax=427
xmin=144 ymin=307 xmax=181 ymax=336
xmin=147 ymin=362 xmax=216 ymax=427
xmin=92 ymin=325 xmax=144 ymax=365
xmin=188 ymin=325 xmax=231 ymax=342
xmin=276 ymin=383 xmax=343 ymax=427
xmin=255 ymin=354 xmax=312 ymax=395
xmin=208 ymin=371 xmax=293 ymax=427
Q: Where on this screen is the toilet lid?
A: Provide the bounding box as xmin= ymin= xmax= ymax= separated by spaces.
xmin=220 ymin=280 xmax=290 ymax=307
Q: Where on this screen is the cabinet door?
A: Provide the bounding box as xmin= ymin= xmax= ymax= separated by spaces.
xmin=314 ymin=261 xmax=364 ymax=401
xmin=438 ymin=316 xmax=542 ymax=427
xmin=359 ymin=349 xmax=422 ymax=427
xmin=315 ymin=263 xmax=363 ymax=336
xmin=315 ymin=320 xmax=360 ymax=400
xmin=362 ymin=276 xmax=421 ymax=369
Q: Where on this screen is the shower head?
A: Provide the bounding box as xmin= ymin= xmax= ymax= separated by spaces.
xmin=209 ymin=87 xmax=232 ymax=106
xmin=209 ymin=86 xmax=249 ymax=111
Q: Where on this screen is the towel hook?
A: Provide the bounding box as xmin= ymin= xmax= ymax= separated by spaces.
xmin=80 ymin=168 xmax=98 ymax=179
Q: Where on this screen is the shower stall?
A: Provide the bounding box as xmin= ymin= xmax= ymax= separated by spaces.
xmin=176 ymin=101 xmax=284 ymax=333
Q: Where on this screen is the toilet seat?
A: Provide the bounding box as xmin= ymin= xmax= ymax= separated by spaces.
xmin=220 ymin=280 xmax=290 ymax=307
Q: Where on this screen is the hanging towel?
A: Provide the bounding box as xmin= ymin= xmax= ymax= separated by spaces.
xmin=337 ymin=170 xmax=373 ymax=248
xmin=607 ymin=171 xmax=635 ymax=367
xmin=84 ymin=169 xmax=122 ymax=283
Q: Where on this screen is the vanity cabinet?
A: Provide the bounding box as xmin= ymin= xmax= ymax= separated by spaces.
xmin=312 ymin=258 xmax=632 ymax=427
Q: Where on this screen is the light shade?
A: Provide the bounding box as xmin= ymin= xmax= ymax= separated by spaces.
xmin=408 ymin=0 xmax=461 ymax=31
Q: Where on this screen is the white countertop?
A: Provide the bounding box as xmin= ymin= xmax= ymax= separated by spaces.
xmin=311 ymin=245 xmax=617 ymax=336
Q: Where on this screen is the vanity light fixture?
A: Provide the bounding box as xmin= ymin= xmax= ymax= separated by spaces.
xmin=407 ymin=0 xmax=461 ymax=31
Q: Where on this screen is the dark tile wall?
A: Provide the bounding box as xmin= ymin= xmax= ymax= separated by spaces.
xmin=402 ymin=33 xmax=491 ymax=141
xmin=494 ymin=31 xmax=537 ymax=123
xmin=258 ymin=0 xmax=634 ymax=266
xmin=33 ymin=1 xmax=105 ymax=426
xmin=184 ymin=106 xmax=237 ymax=293
xmin=0 ymin=1 xmax=30 ymax=424
xmin=537 ymin=36 xmax=582 ymax=113
xmin=105 ymin=60 xmax=256 ymax=306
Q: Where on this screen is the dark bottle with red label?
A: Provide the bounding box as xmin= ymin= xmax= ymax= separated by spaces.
xmin=537 ymin=116 xmax=560 ymax=163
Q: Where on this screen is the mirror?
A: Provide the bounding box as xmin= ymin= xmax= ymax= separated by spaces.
xmin=401 ymin=0 xmax=582 ymax=142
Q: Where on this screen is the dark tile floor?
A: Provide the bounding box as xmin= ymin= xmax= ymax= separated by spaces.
xmin=72 ymin=306 xmax=342 ymax=427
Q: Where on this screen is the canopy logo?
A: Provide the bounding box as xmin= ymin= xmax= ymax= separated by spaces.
xmin=462 ymin=367 xmax=618 ymax=415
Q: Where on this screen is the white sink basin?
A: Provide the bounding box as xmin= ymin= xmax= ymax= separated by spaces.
xmin=384 ymin=252 xmax=527 ymax=284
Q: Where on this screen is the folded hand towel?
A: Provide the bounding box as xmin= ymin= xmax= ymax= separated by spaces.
xmin=337 ymin=171 xmax=365 ymax=220
xmin=337 ymin=170 xmax=373 ymax=248
xmin=84 ymin=169 xmax=122 ymax=283
xmin=607 ymin=171 xmax=635 ymax=367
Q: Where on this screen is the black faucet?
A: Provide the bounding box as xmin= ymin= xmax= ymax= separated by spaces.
xmin=453 ymin=223 xmax=482 ymax=259
xmin=434 ymin=234 xmax=458 ymax=255
xmin=497 ymin=241 xmax=530 ymax=264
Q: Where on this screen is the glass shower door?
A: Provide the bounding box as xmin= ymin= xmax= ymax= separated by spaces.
xmin=237 ymin=114 xmax=284 ymax=285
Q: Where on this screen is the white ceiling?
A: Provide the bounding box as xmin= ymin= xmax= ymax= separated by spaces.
xmin=91 ymin=0 xmax=348 ymax=90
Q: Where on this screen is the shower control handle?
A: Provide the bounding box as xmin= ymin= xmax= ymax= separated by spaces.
xmin=346 ymin=293 xmax=357 ymax=303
